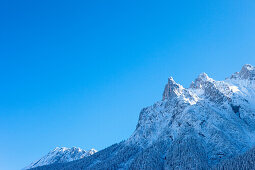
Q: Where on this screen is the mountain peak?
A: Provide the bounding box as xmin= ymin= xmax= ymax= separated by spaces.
xmin=230 ymin=64 xmax=255 ymax=80
xmin=88 ymin=148 xmax=97 ymax=155
xmin=162 ymin=77 xmax=184 ymax=100
xmin=53 ymin=147 xmax=68 ymax=152
xmin=242 ymin=64 xmax=254 ymax=70
xmin=239 ymin=64 xmax=255 ymax=80
xmin=198 ymin=72 xmax=210 ymax=80
xmin=190 ymin=72 xmax=212 ymax=89
xmin=25 ymin=147 xmax=97 ymax=169
xmin=168 ymin=76 xmax=175 ymax=82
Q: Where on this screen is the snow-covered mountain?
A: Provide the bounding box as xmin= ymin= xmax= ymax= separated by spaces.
xmin=25 ymin=147 xmax=97 ymax=169
xmin=30 ymin=64 xmax=255 ymax=170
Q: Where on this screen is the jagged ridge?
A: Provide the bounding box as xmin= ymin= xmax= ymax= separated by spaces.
xmin=25 ymin=147 xmax=97 ymax=169
xmin=29 ymin=64 xmax=255 ymax=170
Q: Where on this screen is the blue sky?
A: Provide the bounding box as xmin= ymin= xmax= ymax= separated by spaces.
xmin=1 ymin=0 xmax=255 ymax=169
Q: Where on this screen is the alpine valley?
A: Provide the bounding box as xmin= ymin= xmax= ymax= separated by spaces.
xmin=28 ymin=64 xmax=255 ymax=170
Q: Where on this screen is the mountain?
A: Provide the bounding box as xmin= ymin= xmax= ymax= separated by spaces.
xmin=25 ymin=147 xmax=97 ymax=169
xmin=30 ymin=64 xmax=255 ymax=170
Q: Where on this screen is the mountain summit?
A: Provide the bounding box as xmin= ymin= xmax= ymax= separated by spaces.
xmin=230 ymin=64 xmax=255 ymax=80
xmin=162 ymin=77 xmax=184 ymax=100
xmin=25 ymin=147 xmax=97 ymax=169
xmin=30 ymin=64 xmax=255 ymax=170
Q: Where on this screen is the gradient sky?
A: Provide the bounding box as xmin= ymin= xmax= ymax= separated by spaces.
xmin=1 ymin=0 xmax=255 ymax=170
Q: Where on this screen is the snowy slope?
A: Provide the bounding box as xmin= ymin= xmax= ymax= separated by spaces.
xmin=30 ymin=64 xmax=255 ymax=170
xmin=25 ymin=147 xmax=97 ymax=169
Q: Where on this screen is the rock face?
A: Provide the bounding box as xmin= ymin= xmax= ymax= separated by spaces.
xmin=231 ymin=64 xmax=255 ymax=80
xmin=30 ymin=64 xmax=255 ymax=170
xmin=25 ymin=147 xmax=97 ymax=169
xmin=162 ymin=77 xmax=184 ymax=100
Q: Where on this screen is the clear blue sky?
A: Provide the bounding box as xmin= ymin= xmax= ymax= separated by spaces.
xmin=1 ymin=0 xmax=255 ymax=169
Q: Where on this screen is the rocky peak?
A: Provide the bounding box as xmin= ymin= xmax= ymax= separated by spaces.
xmin=190 ymin=72 xmax=212 ymax=89
xmin=88 ymin=148 xmax=97 ymax=155
xmin=24 ymin=147 xmax=97 ymax=169
xmin=230 ymin=64 xmax=255 ymax=80
xmin=239 ymin=64 xmax=255 ymax=80
xmin=198 ymin=72 xmax=210 ymax=80
xmin=162 ymin=77 xmax=184 ymax=100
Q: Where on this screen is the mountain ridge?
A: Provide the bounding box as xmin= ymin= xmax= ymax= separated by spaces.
xmin=25 ymin=147 xmax=97 ymax=169
xmin=29 ymin=64 xmax=255 ymax=170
